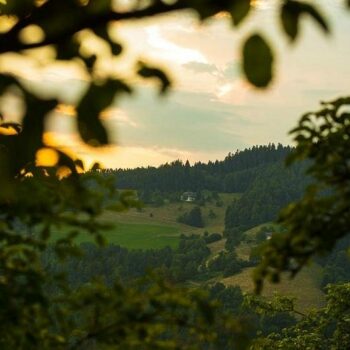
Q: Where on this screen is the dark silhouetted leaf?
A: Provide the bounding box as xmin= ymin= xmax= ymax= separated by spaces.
xmin=301 ymin=2 xmax=329 ymax=33
xmin=82 ymin=54 xmax=97 ymax=70
xmin=92 ymin=26 xmax=123 ymax=56
xmin=77 ymin=80 xmax=132 ymax=146
xmin=281 ymin=0 xmax=329 ymax=42
xmin=56 ymin=40 xmax=80 ymax=61
xmin=230 ymin=0 xmax=251 ymax=26
xmin=91 ymin=162 xmax=101 ymax=171
xmin=281 ymin=1 xmax=299 ymax=41
xmin=243 ymin=34 xmax=274 ymax=88
xmin=74 ymin=159 xmax=85 ymax=171
xmin=19 ymin=93 xmax=57 ymax=170
xmin=138 ymin=63 xmax=171 ymax=95
xmin=0 ymin=74 xmax=18 ymax=94
xmin=0 ymin=122 xmax=22 ymax=134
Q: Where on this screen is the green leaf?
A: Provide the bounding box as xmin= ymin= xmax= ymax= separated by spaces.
xmin=242 ymin=34 xmax=274 ymax=88
xmin=230 ymin=0 xmax=251 ymax=26
xmin=0 ymin=74 xmax=18 ymax=95
xmin=301 ymin=2 xmax=329 ymax=34
xmin=82 ymin=54 xmax=97 ymax=70
xmin=281 ymin=1 xmax=329 ymax=42
xmin=137 ymin=63 xmax=171 ymax=95
xmin=56 ymin=39 xmax=80 ymax=61
xmin=77 ymin=80 xmax=132 ymax=146
xmin=86 ymin=0 xmax=112 ymax=14
xmin=92 ymin=26 xmax=123 ymax=56
xmin=0 ymin=0 xmax=34 ymax=16
xmin=19 ymin=93 xmax=57 ymax=169
xmin=281 ymin=1 xmax=299 ymax=41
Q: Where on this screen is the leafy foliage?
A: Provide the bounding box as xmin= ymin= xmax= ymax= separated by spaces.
xmin=243 ymin=34 xmax=274 ymax=88
xmin=250 ymin=283 xmax=350 ymax=349
xmin=254 ymin=97 xmax=350 ymax=291
xmin=281 ymin=0 xmax=329 ymax=42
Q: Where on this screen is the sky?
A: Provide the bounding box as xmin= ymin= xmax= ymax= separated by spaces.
xmin=1 ymin=0 xmax=350 ymax=169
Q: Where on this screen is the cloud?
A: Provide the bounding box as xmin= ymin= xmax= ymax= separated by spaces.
xmin=182 ymin=61 xmax=218 ymax=74
xmin=101 ymin=108 xmax=139 ymax=128
xmin=221 ymin=61 xmax=240 ymax=80
xmin=2 ymin=0 xmax=349 ymax=170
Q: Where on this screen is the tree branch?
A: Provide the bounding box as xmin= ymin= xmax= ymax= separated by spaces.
xmin=0 ymin=0 xmax=190 ymax=54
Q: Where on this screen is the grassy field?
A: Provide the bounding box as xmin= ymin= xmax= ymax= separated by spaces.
xmin=110 ymin=193 xmax=239 ymax=228
xmin=69 ymin=222 xmax=180 ymax=249
xmin=98 ymin=193 xmax=240 ymax=246
xmin=221 ymin=264 xmax=325 ymax=311
xmin=212 ymin=223 xmax=325 ymax=311
xmin=51 ymin=194 xmax=326 ymax=311
xmin=52 ymin=193 xmax=240 ymax=250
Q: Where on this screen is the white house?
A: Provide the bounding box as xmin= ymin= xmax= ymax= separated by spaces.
xmin=180 ymin=192 xmax=196 ymax=202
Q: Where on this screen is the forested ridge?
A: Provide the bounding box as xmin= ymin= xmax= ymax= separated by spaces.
xmin=101 ymin=144 xmax=308 ymax=230
xmin=107 ymin=144 xmax=293 ymax=193
xmin=225 ymin=161 xmax=308 ymax=230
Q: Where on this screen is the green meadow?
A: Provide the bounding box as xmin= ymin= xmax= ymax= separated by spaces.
xmin=52 ymin=222 xmax=180 ymax=250
xmin=97 ymin=222 xmax=179 ymax=249
xmin=50 ymin=193 xmax=240 ymax=249
xmin=48 ymin=191 xmax=326 ymax=311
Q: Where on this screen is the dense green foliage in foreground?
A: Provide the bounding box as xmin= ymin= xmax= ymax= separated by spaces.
xmin=249 ymin=283 xmax=350 ymax=349
xmin=255 ymin=97 xmax=350 ymax=289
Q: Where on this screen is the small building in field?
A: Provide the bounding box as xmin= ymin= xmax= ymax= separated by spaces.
xmin=180 ymin=192 xmax=196 ymax=202
xmin=266 ymin=232 xmax=273 ymax=240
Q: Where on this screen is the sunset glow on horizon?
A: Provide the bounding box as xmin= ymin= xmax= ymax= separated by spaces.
xmin=0 ymin=0 xmax=349 ymax=169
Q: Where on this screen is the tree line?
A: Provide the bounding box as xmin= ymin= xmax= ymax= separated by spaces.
xmin=102 ymin=144 xmax=293 ymax=193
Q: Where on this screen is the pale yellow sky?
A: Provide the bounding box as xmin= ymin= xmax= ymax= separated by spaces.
xmin=0 ymin=0 xmax=349 ymax=169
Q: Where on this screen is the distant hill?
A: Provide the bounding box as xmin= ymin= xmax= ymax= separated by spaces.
xmin=225 ymin=161 xmax=308 ymax=230
xmin=98 ymin=144 xmax=308 ymax=230
xmin=103 ymin=144 xmax=294 ymax=193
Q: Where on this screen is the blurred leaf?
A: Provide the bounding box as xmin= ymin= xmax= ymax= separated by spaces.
xmin=82 ymin=54 xmax=97 ymax=70
xmin=77 ymin=80 xmax=132 ymax=146
xmin=92 ymin=26 xmax=123 ymax=56
xmin=90 ymin=162 xmax=101 ymax=171
xmin=0 ymin=0 xmax=34 ymax=16
xmin=281 ymin=0 xmax=329 ymax=42
xmin=243 ymin=34 xmax=274 ymax=88
xmin=56 ymin=150 xmax=78 ymax=174
xmin=138 ymin=63 xmax=171 ymax=95
xmin=19 ymin=93 xmax=57 ymax=172
xmin=74 ymin=159 xmax=85 ymax=171
xmin=0 ymin=74 xmax=18 ymax=94
xmin=0 ymin=122 xmax=22 ymax=134
xmin=230 ymin=0 xmax=251 ymax=26
xmin=281 ymin=1 xmax=299 ymax=41
xmin=86 ymin=0 xmax=112 ymax=14
xmin=56 ymin=39 xmax=80 ymax=61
